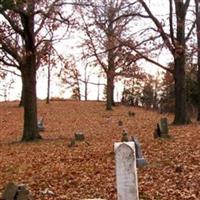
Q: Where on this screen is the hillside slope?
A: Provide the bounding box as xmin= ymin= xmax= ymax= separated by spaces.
xmin=0 ymin=100 xmax=199 ymax=199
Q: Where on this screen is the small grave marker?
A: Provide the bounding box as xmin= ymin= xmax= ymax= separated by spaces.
xmin=154 ymin=118 xmax=170 ymax=138
xmin=121 ymin=130 xmax=129 ymax=142
xmin=37 ymin=117 xmax=45 ymax=132
xmin=118 ymin=120 xmax=123 ymax=126
xmin=114 ymin=142 xmax=139 ymax=200
xmin=128 ymin=111 xmax=135 ymax=117
xmin=159 ymin=118 xmax=169 ymax=136
xmin=68 ymin=138 xmax=76 ymax=148
xmin=75 ymin=132 xmax=85 ymax=141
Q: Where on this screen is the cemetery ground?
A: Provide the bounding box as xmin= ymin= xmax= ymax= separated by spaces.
xmin=0 ymin=100 xmax=200 ymax=200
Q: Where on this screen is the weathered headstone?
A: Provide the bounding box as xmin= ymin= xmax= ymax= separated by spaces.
xmin=154 ymin=118 xmax=170 ymax=138
xmin=75 ymin=132 xmax=85 ymax=141
xmin=37 ymin=117 xmax=45 ymax=132
xmin=118 ymin=120 xmax=123 ymax=126
xmin=114 ymin=142 xmax=139 ymax=200
xmin=131 ymin=137 xmax=147 ymax=168
xmin=159 ymin=118 xmax=169 ymax=136
xmin=128 ymin=111 xmax=135 ymax=117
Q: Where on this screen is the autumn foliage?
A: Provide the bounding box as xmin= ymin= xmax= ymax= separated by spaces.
xmin=0 ymin=100 xmax=200 ymax=199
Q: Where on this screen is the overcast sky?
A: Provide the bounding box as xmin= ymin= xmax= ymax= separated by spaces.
xmin=0 ymin=1 xmax=196 ymax=102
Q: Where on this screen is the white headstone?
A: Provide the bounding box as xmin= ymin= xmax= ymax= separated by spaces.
xmin=114 ymin=142 xmax=139 ymax=200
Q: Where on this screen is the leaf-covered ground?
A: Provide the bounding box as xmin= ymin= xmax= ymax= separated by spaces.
xmin=0 ymin=100 xmax=200 ymax=200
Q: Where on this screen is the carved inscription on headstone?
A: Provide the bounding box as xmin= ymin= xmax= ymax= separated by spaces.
xmin=114 ymin=142 xmax=139 ymax=200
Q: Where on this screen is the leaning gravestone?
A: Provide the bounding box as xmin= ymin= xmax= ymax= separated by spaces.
xmin=114 ymin=142 xmax=139 ymax=200
xmin=131 ymin=137 xmax=147 ymax=168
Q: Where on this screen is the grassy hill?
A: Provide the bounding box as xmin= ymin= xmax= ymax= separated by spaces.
xmin=0 ymin=100 xmax=199 ymax=199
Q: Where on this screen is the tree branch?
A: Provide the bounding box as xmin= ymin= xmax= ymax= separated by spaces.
xmin=0 ymin=66 xmax=21 ymax=77
xmin=1 ymin=11 xmax=24 ymax=38
xmin=186 ymin=20 xmax=196 ymax=41
xmin=138 ymin=0 xmax=175 ymax=54
xmin=169 ymin=0 xmax=175 ymax=46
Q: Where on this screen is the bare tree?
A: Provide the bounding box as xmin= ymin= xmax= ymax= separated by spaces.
xmin=59 ymin=57 xmax=81 ymax=100
xmin=83 ymin=64 xmax=89 ymax=101
xmin=0 ymin=0 xmax=71 ymax=141
xmin=76 ymin=0 xmax=141 ymax=110
xmin=129 ymin=0 xmax=194 ymax=124
xmin=195 ymin=0 xmax=200 ymax=120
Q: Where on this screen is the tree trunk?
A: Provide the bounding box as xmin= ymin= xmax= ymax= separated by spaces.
xmin=46 ymin=58 xmax=50 ymax=104
xmin=21 ymin=64 xmax=41 ymax=141
xmin=197 ymin=61 xmax=200 ymax=121
xmin=84 ymin=65 xmax=88 ymax=101
xmin=20 ymin=3 xmax=42 ymax=141
xmin=97 ymin=75 xmax=100 ymax=101
xmin=195 ymin=0 xmax=200 ymax=121
xmin=173 ymin=0 xmax=190 ymax=124
xmin=84 ymin=78 xmax=88 ymax=101
xmin=106 ymin=72 xmax=114 ymax=110
xmin=173 ymin=57 xmax=190 ymax=124
xmin=19 ymin=78 xmax=25 ymax=107
xmin=111 ymin=83 xmax=115 ymax=106
xmin=106 ymin=39 xmax=115 ymax=110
